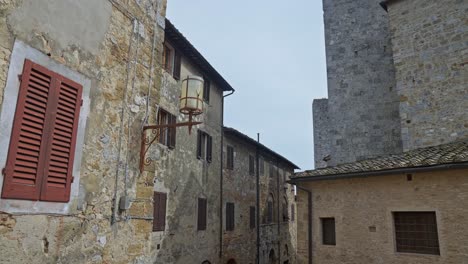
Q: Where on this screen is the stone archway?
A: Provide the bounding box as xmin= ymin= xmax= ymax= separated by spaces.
xmin=227 ymin=259 xmax=237 ymax=264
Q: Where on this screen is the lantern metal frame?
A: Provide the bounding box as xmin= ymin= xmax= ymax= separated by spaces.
xmin=139 ymin=76 xmax=205 ymax=172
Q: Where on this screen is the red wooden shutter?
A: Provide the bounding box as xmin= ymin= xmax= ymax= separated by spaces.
xmin=2 ymin=60 xmax=52 ymax=200
xmin=206 ymin=135 xmax=212 ymax=163
xmin=197 ymin=198 xmax=207 ymax=230
xmin=173 ymin=51 xmax=181 ymax=80
xmin=40 ymin=76 xmax=82 ymax=202
xmin=2 ymin=59 xmax=82 ymax=202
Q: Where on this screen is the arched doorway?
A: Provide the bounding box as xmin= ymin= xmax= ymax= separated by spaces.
xmin=227 ymin=259 xmax=237 ymax=264
xmin=269 ymin=249 xmax=276 ymax=264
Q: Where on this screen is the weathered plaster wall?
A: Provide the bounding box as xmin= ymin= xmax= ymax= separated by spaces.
xmin=314 ymin=0 xmax=402 ymax=166
xmin=223 ymin=134 xmax=297 ymax=264
xmin=296 ymin=169 xmax=468 ymax=264
xmin=387 ymin=0 xmax=468 ymax=151
xmin=145 ymin=55 xmax=224 ymax=263
xmin=0 ymin=0 xmax=168 ymax=263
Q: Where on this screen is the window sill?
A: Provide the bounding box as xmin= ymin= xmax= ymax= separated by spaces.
xmin=395 ymin=252 xmax=440 ymax=258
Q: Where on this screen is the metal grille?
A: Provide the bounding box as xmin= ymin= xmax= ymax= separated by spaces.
xmin=394 ymin=212 xmax=440 ymax=255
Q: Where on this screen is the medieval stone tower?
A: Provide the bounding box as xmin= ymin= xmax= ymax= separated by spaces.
xmin=314 ymin=0 xmax=402 ymax=168
xmin=314 ymin=0 xmax=468 ymax=168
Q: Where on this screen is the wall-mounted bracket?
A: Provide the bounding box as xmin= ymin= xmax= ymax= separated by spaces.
xmin=139 ymin=120 xmax=202 ymax=172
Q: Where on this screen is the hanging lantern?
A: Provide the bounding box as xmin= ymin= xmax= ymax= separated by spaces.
xmin=180 ymin=75 xmax=204 ymax=116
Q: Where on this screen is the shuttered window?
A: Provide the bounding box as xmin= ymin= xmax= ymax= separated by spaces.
xmin=226 ymin=202 xmax=235 ymax=231
xmin=203 ymin=78 xmax=210 ymax=103
xmin=197 ymin=198 xmax=207 ymax=231
xmin=394 ymin=212 xmax=440 ymax=255
xmin=157 ymin=109 xmax=176 ymax=149
xmin=162 ymin=41 xmax=181 ymax=80
xmin=196 ymin=130 xmax=212 ymax=162
xmin=173 ymin=51 xmax=181 ymax=80
xmin=249 ymin=155 xmax=255 ymax=175
xmin=1 ymin=59 xmax=82 ymax=202
xmin=226 ymin=146 xmax=234 ymax=170
xmin=153 ymin=192 xmax=167 ymax=232
xmin=321 ymin=218 xmax=336 ymax=245
xmin=250 ymin=206 xmax=256 ymax=229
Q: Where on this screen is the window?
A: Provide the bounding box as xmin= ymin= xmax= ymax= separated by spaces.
xmin=153 ymin=192 xmax=167 ymax=231
xmin=269 ymin=164 xmax=276 ymax=178
xmin=267 ymin=194 xmax=274 ymax=223
xmin=259 ymin=158 xmax=264 ymax=175
xmin=197 ymin=130 xmax=212 ymax=162
xmin=321 ymin=218 xmax=336 ymax=245
xmin=203 ymin=77 xmax=210 ymax=103
xmin=282 ymin=197 xmax=288 ymax=222
xmin=1 ymin=59 xmax=82 ymax=202
xmin=291 ymin=204 xmax=295 ymax=222
xmin=249 ymin=155 xmax=255 ymax=175
xmin=226 ymin=146 xmax=234 ymax=170
xmin=250 ymin=206 xmax=256 ymax=229
xmin=226 ymin=202 xmax=235 ymax=231
xmin=162 ymin=42 xmax=181 ymax=80
xmin=157 ymin=108 xmax=176 ymax=149
xmin=393 ymin=212 xmax=440 ymax=255
xmin=197 ymin=198 xmax=207 ymax=231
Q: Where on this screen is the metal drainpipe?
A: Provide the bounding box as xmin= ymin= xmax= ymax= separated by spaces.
xmin=296 ymin=185 xmax=312 ymax=264
xmin=220 ymin=89 xmax=234 ymax=261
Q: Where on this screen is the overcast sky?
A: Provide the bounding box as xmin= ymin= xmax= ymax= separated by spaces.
xmin=167 ymin=0 xmax=327 ymax=171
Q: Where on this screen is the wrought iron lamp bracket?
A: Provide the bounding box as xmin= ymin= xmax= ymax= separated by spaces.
xmin=139 ymin=120 xmax=202 ymax=172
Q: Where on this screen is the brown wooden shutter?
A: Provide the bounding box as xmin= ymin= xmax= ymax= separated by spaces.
xmin=226 ymin=202 xmax=234 ymax=231
xmin=197 ymin=198 xmax=207 ymax=230
xmin=153 ymin=192 xmax=167 ymax=231
xmin=196 ymin=130 xmax=202 ymax=159
xmin=206 ymin=135 xmax=212 ymax=163
xmin=250 ymin=206 xmax=256 ymax=229
xmin=173 ymin=51 xmax=181 ymax=80
xmin=2 ymin=60 xmax=52 ymax=200
xmin=168 ymin=114 xmax=176 ymax=149
xmin=40 ymin=74 xmax=82 ymax=202
xmin=203 ymin=79 xmax=210 ymax=102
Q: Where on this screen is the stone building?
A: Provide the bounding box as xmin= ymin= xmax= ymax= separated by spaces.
xmin=0 ymin=0 xmax=181 ymax=263
xmin=222 ymin=127 xmax=299 ymax=264
xmin=148 ymin=19 xmax=234 ymax=263
xmin=294 ymin=0 xmax=468 ymax=263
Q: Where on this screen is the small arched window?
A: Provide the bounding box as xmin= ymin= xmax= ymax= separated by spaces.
xmin=282 ymin=196 xmax=289 ymax=221
xmin=227 ymin=259 xmax=237 ymax=264
xmin=267 ymin=194 xmax=274 ymax=223
xmin=202 ymin=261 xmax=211 ymax=264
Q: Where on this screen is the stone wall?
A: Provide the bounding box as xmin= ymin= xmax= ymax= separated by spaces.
xmin=147 ymin=47 xmax=225 ymax=263
xmin=0 ymin=0 xmax=168 ymax=263
xmin=223 ymin=133 xmax=297 ymax=263
xmin=314 ymin=0 xmax=402 ymax=167
xmin=386 ymin=0 xmax=468 ymax=151
xmin=296 ymin=169 xmax=468 ymax=264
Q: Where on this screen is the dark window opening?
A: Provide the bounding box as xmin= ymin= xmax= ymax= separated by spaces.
xmin=394 ymin=212 xmax=440 ymax=255
xmin=321 ymin=217 xmax=336 ymax=245
xmin=153 ymin=192 xmax=167 ymax=232
xmin=267 ymin=194 xmax=274 ymax=223
xmin=157 ymin=108 xmax=176 ymax=149
xmin=197 ymin=198 xmax=207 ymax=231
xmin=226 ymin=202 xmax=235 ymax=231
xmin=197 ymin=130 xmax=212 ymax=162
xmin=162 ymin=42 xmax=181 ymax=80
xmin=249 ymin=155 xmax=255 ymax=175
xmin=250 ymin=206 xmax=256 ymax=229
xmin=291 ymin=204 xmax=295 ymax=222
xmin=259 ymin=158 xmax=264 ymax=175
xmin=226 ymin=146 xmax=234 ymax=170
xmin=203 ymin=78 xmax=210 ymax=103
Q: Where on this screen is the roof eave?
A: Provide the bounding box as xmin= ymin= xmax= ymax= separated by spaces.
xmin=289 ymin=162 xmax=468 ymax=184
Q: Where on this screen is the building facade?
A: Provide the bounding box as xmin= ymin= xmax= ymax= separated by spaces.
xmin=0 ymin=0 xmax=170 ymax=263
xmin=296 ymin=0 xmax=468 ymax=263
xmin=148 ymin=19 xmax=234 ymax=263
xmin=222 ymin=127 xmax=299 ymax=264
